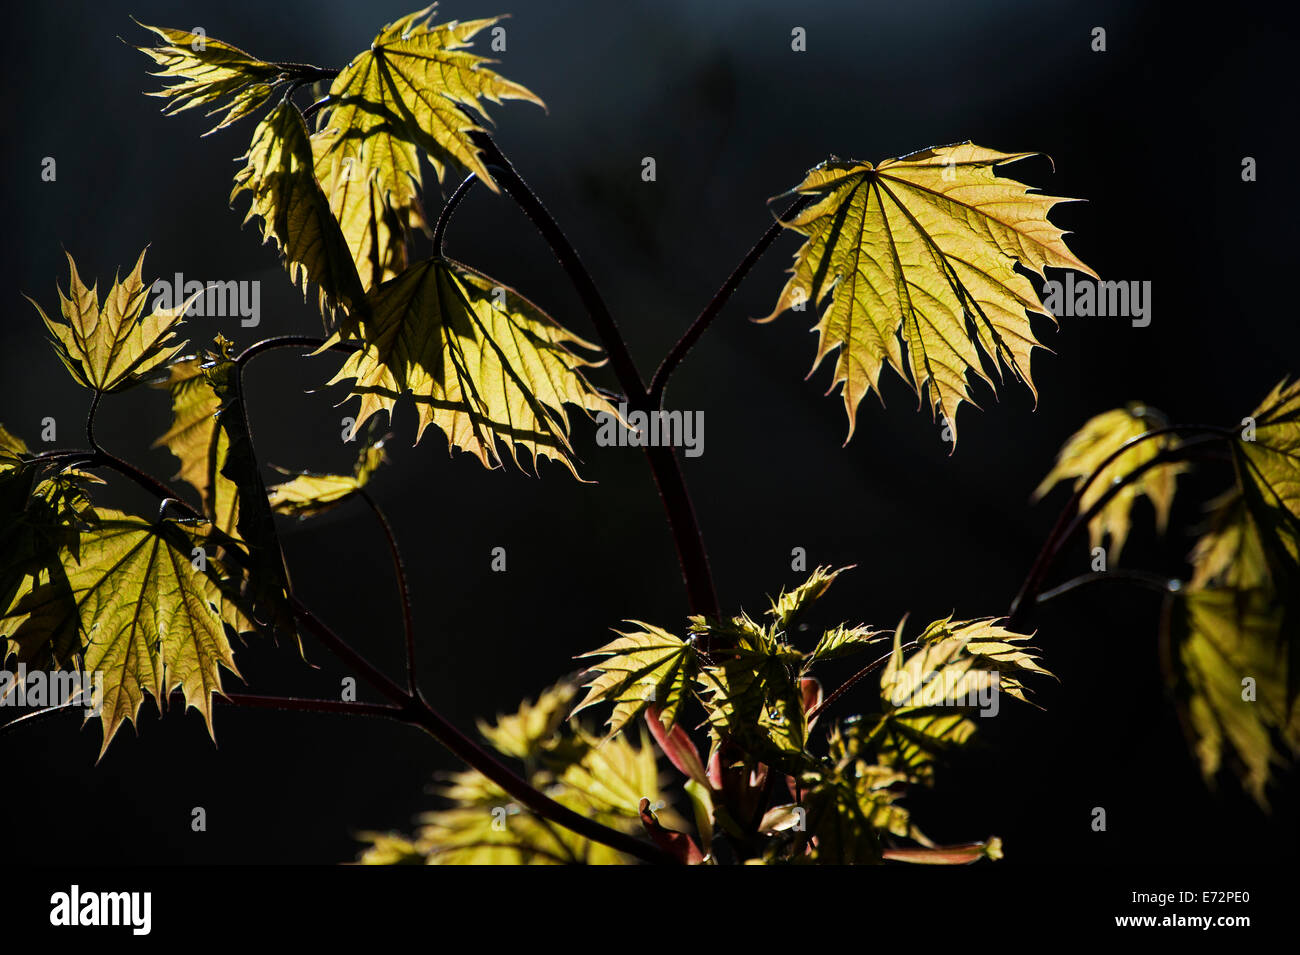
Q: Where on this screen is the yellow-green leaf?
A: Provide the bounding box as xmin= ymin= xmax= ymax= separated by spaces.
xmin=764 ymin=143 xmax=1096 ymax=446
xmin=152 ymin=357 xmax=222 ymax=502
xmin=1035 ymin=403 xmax=1184 ymax=563
xmin=1169 ymin=587 xmax=1298 ymax=807
xmin=1189 ymin=489 xmax=1272 ymax=591
xmin=809 ymin=623 xmax=883 ymax=662
xmin=267 ymin=432 xmax=387 ymax=518
xmin=232 ymin=101 xmax=368 ymax=324
xmin=52 ymin=510 xmax=237 ymax=754
xmin=315 ymin=6 xmax=544 ymax=209
xmin=324 ymin=257 xmax=613 ymax=476
xmin=311 ymin=128 xmax=427 ymax=293
xmin=869 ymin=617 xmax=1049 ymax=777
xmin=136 ymin=21 xmax=282 ymax=133
xmin=767 ymin=565 xmax=847 ymax=633
xmin=28 ymin=250 xmax=192 ymax=393
xmin=1234 ymin=378 xmax=1300 ymax=580
xmin=476 ymin=681 xmax=577 ymax=763
xmin=573 ymin=624 xmax=696 ymax=736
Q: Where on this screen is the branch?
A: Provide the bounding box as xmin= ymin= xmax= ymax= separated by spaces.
xmin=808 ymin=641 xmax=917 ymax=721
xmin=1008 ymin=427 xmax=1232 ymax=625
xmin=30 ymin=394 xmax=673 ymax=861
xmin=432 ymin=174 xmax=479 ymax=255
xmin=235 ymin=335 xmax=357 ymax=367
xmin=1035 ymin=569 xmax=1179 ymax=604
xmin=359 ymin=489 xmax=419 ymax=696
xmin=471 ymin=130 xmax=719 ymax=618
xmin=224 ymin=693 xmax=403 ymax=720
xmin=648 ymin=194 xmax=813 ymax=407
xmin=86 ymin=391 xmax=104 ymax=450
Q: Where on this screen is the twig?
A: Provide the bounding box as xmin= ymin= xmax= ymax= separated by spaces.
xmin=648 ymin=194 xmax=813 ymax=407
xmin=432 ymin=175 xmax=479 ymax=255
xmin=471 ymin=130 xmax=719 ymax=619
xmin=359 ymin=489 xmax=420 ymax=696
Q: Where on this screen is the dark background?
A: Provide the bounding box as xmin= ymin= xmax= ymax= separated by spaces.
xmin=2 ymin=0 xmax=1295 ymax=864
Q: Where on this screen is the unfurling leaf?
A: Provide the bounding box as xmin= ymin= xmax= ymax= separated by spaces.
xmin=638 ymin=797 xmax=705 ymax=865
xmin=1035 ymin=403 xmax=1184 ymax=562
xmin=809 ymin=623 xmax=884 ymax=662
xmin=267 ymin=430 xmax=387 ymax=518
xmin=573 ymin=624 xmax=696 ymax=736
xmin=315 ymin=5 xmax=544 ymax=205
xmin=135 ymin=21 xmax=282 ymax=133
xmin=28 ymin=250 xmax=193 ymax=394
xmin=203 ymin=355 xmax=297 ymax=640
xmin=882 ymin=838 xmax=1003 ymax=864
xmin=696 ymin=622 xmax=809 ymax=773
xmin=767 ymin=564 xmax=847 ymax=632
xmin=232 ymin=101 xmax=368 ymax=324
xmin=323 ymin=258 xmax=613 ymax=476
xmin=764 ymin=143 xmax=1095 ymax=446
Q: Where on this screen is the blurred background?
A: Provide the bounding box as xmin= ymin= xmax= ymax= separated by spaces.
xmin=2 ymin=0 xmax=1295 ymax=863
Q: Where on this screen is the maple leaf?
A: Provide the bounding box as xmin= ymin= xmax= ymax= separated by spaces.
xmin=311 ymin=128 xmax=427 ymax=293
xmin=867 ymin=617 xmax=1050 ymax=778
xmin=314 ymin=5 xmax=544 ymax=218
xmin=1189 ymin=489 xmax=1272 ymax=591
xmin=573 ymin=624 xmax=697 ymax=736
xmin=266 ymin=429 xmax=387 ymax=519
xmin=135 ymin=21 xmax=283 ymax=133
xmin=232 ymin=101 xmax=368 ymax=324
xmin=0 ymin=439 xmax=100 ymax=682
xmin=149 ymin=345 xmax=281 ymax=640
xmin=693 ymin=615 xmax=810 ymax=773
xmin=763 ymin=143 xmax=1096 ymax=446
xmin=766 ymin=564 xmax=846 ymax=632
xmin=1035 ymin=403 xmax=1185 ymax=563
xmin=1233 ymin=378 xmax=1300 ymax=580
xmin=1168 ymin=587 xmax=1298 ymax=807
xmin=28 ymin=250 xmax=194 ymax=394
xmin=476 ymin=682 xmax=577 ymax=763
xmin=8 ymin=509 xmax=239 ymax=754
xmin=324 ymin=257 xmax=613 ymax=476
xmin=151 ymin=357 xmax=222 ymax=502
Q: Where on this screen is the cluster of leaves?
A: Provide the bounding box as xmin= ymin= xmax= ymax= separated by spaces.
xmin=143 ymin=6 xmax=612 ymax=475
xmin=552 ymin=566 xmax=1046 ymax=863
xmin=11 ymin=2 xmax=1288 ymax=868
xmin=1037 ymin=380 xmax=1300 ymax=805
xmin=1 ymin=249 xmax=404 ymax=752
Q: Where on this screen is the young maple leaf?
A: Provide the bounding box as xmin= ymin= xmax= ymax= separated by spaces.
xmin=28 ymin=250 xmax=193 ymax=394
xmin=764 ymin=142 xmax=1096 ymax=448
